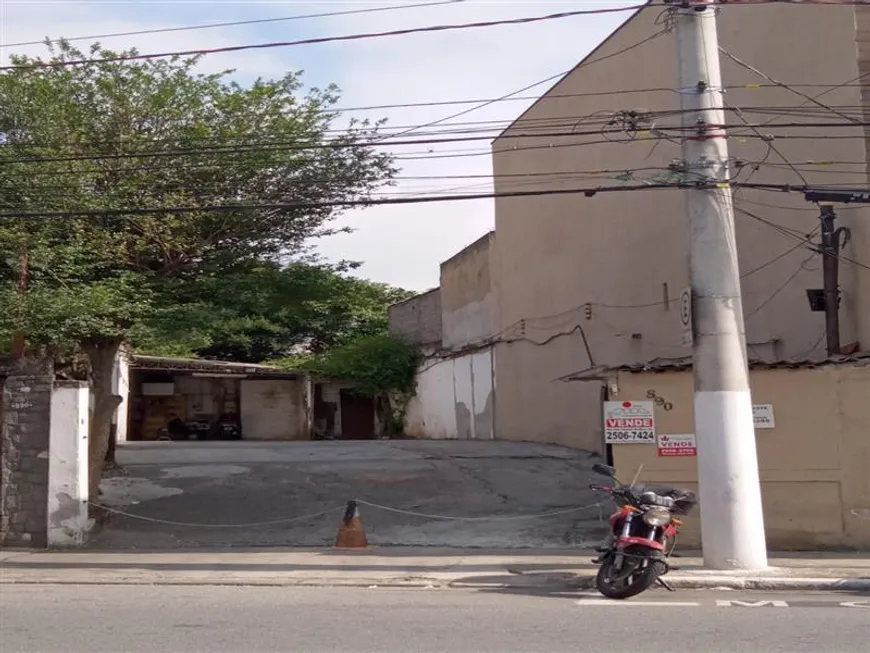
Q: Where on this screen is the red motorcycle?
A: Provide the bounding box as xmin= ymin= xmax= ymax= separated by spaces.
xmin=589 ymin=463 xmax=697 ymax=599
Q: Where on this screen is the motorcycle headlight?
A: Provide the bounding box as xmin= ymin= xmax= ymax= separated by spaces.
xmin=643 ymin=506 xmax=672 ymax=527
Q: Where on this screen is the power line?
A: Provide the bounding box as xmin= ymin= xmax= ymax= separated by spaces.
xmin=745 ymin=255 xmax=816 ymax=320
xmin=5 ymin=105 xmax=865 ymax=151
xmin=324 ymin=84 xmax=868 ymax=115
xmin=0 ymin=181 xmax=853 ymax=220
xmin=0 ymin=6 xmax=649 ymax=71
xmin=740 ymin=239 xmax=814 ymax=278
xmin=718 ymin=46 xmax=864 ymax=125
xmin=0 ymin=183 xmax=686 ymax=219
xmin=3 ymin=121 xmax=868 ymax=166
xmin=734 ymin=204 xmax=870 ymax=273
xmin=2 ymin=1 xmax=468 ymax=49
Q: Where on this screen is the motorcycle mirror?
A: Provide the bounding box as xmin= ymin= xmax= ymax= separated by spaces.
xmin=591 ymin=463 xmax=616 ymax=478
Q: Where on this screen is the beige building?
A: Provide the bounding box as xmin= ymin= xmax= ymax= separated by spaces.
xmin=562 ymin=355 xmax=870 ymax=550
xmin=489 ymin=1 xmax=870 ymax=450
xmin=390 ymin=234 xmax=496 ymax=440
xmin=393 ymin=2 xmax=870 ymax=453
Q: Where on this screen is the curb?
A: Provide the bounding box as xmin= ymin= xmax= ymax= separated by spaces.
xmin=2 ymin=573 xmax=867 ymax=592
xmin=662 ymin=575 xmax=870 ymax=592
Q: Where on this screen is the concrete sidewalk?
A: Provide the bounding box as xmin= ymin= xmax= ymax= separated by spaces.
xmin=2 ymin=548 xmax=868 ymax=592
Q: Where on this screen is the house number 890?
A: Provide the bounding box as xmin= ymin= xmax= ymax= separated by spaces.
xmin=646 ymin=390 xmax=673 ymax=411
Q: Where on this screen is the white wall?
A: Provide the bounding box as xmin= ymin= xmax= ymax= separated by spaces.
xmin=405 ymin=348 xmax=494 ymax=440
xmin=48 ymin=383 xmax=91 ymax=547
xmin=112 ymin=350 xmax=130 ymax=443
xmin=240 ymin=379 xmax=309 ymax=440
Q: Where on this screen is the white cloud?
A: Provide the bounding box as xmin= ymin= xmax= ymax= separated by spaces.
xmin=2 ymin=0 xmax=639 ymax=290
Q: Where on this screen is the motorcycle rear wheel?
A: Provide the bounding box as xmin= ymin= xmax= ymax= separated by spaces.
xmin=595 ymin=550 xmax=666 ymax=600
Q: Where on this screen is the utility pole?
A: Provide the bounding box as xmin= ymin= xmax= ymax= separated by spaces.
xmin=819 ymin=205 xmax=846 ymax=356
xmin=672 ymin=0 xmax=768 ymax=570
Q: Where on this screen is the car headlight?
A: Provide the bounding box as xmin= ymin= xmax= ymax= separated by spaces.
xmin=643 ymin=507 xmax=672 ymax=527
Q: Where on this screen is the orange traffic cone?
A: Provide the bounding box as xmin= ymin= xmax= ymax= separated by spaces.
xmin=335 ymin=500 xmax=368 ymax=549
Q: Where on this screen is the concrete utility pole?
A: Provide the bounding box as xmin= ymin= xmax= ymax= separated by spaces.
xmin=672 ymin=0 xmax=768 ymax=570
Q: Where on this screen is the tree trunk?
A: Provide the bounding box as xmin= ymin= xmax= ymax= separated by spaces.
xmin=84 ymin=340 xmax=123 ymax=499
xmin=105 ymin=425 xmax=118 ymax=465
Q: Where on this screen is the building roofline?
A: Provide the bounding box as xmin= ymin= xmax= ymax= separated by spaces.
xmin=440 ymin=231 xmax=494 ymax=270
xmin=493 ymin=1 xmax=653 ymax=143
xmin=388 ymin=286 xmax=440 ymax=309
xmin=558 ymin=352 xmax=870 ymax=382
xmin=131 ymin=354 xmax=304 ymax=377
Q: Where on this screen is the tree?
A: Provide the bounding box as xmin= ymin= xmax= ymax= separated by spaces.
xmin=188 ymin=260 xmax=414 ymax=362
xmin=0 ymin=41 xmax=395 ymax=495
xmin=292 ymin=333 xmax=422 ymax=437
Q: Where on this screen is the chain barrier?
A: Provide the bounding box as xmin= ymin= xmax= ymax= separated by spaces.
xmin=87 ymin=502 xmax=345 ymax=528
xmin=355 ymin=499 xmax=603 ymax=522
xmin=88 ymin=499 xmax=604 ymax=528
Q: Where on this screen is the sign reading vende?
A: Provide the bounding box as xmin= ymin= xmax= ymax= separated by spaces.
xmin=657 ymin=433 xmax=697 ymax=457
xmin=603 ymin=401 xmax=655 ymax=443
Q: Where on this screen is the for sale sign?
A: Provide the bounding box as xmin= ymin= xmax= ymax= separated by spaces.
xmin=603 ymin=401 xmax=656 ymax=443
xmin=657 ymin=433 xmax=697 ymax=457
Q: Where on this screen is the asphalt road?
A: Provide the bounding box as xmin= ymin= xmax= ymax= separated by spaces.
xmin=2 ymin=585 xmax=867 ymax=653
xmin=91 ymin=440 xmax=604 ymax=549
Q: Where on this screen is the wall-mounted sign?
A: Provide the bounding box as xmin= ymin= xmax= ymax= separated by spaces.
xmin=657 ymin=433 xmax=697 ymax=457
xmin=753 ymin=404 xmax=776 ymax=429
xmin=680 ymin=288 xmax=693 ymax=346
xmin=603 ymin=401 xmax=655 ymax=443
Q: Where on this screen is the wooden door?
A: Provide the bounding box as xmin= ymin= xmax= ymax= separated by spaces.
xmin=340 ymin=390 xmax=375 ymax=440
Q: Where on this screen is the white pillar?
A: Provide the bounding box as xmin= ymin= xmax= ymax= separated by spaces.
xmin=112 ymin=348 xmax=130 ymax=443
xmin=674 ymin=1 xmax=768 ymax=570
xmin=47 ymin=382 xmax=91 ymax=547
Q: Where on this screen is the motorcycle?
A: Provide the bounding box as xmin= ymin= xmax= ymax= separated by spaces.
xmin=589 ymin=462 xmax=697 ymax=599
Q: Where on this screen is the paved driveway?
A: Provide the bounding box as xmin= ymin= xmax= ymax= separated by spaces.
xmin=90 ymin=440 xmax=606 ymax=550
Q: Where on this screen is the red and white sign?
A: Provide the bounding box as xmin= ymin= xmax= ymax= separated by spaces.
xmin=657 ymin=433 xmax=697 ymax=457
xmin=603 ymin=401 xmax=655 ymax=444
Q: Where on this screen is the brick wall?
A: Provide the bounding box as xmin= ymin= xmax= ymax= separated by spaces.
xmin=388 ymin=288 xmax=443 ymax=347
xmin=0 ymin=357 xmax=54 ymax=548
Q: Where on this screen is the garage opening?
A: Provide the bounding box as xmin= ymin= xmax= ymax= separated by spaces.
xmin=127 ymin=356 xmax=311 ymax=442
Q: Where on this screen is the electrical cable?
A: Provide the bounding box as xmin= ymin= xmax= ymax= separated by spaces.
xmin=734 ymin=204 xmax=870 ymax=273
xmin=4 ymin=121 xmax=868 ymax=167
xmin=0 ymin=182 xmax=692 ymax=219
xmin=2 ymin=1 xmax=469 ymax=48
xmin=323 ymin=86 xmax=868 ymax=115
xmin=0 ymin=6 xmax=650 ymax=71
xmin=744 ymin=254 xmax=816 ymax=320
xmin=718 ymin=46 xmax=864 ymax=125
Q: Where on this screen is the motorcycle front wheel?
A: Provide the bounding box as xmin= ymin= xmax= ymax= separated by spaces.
xmin=595 ymin=547 xmax=666 ymax=600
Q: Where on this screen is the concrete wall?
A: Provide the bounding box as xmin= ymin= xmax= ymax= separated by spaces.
xmin=609 ymin=363 xmax=870 ymax=550
xmin=388 ymin=288 xmax=443 ymax=350
xmin=491 ymin=3 xmax=870 ymax=451
xmin=112 ymin=348 xmax=131 ymax=443
xmin=405 ymin=348 xmax=494 ymax=440
xmin=47 ymin=382 xmax=90 ymax=547
xmin=240 ymin=379 xmax=310 ymax=440
xmin=440 ymin=232 xmax=496 ymax=349
xmin=0 ymin=357 xmax=54 ymax=548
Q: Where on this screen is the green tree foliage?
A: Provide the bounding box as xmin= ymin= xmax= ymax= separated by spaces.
xmin=134 ymin=260 xmax=415 ymax=362
xmin=290 ymin=333 xmax=422 ymax=437
xmin=0 ymin=41 xmax=395 ymax=492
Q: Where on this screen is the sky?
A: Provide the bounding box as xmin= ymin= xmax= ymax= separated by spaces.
xmin=0 ymin=0 xmax=641 ymax=291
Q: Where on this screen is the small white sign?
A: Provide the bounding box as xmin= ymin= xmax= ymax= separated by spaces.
xmin=603 ymin=401 xmax=656 ymax=444
xmin=753 ymin=404 xmax=776 ymax=429
xmin=680 ymin=288 xmax=693 ymax=346
xmin=657 ymin=433 xmax=697 ymax=457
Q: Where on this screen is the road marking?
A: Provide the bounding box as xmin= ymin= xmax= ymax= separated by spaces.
xmin=716 ymin=600 xmax=788 ymax=607
xmin=840 ymin=601 xmax=870 ymax=608
xmin=576 ymin=600 xmax=701 ymax=607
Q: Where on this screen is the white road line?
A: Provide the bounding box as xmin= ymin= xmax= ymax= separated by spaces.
xmin=575 ymin=600 xmax=701 ymax=607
